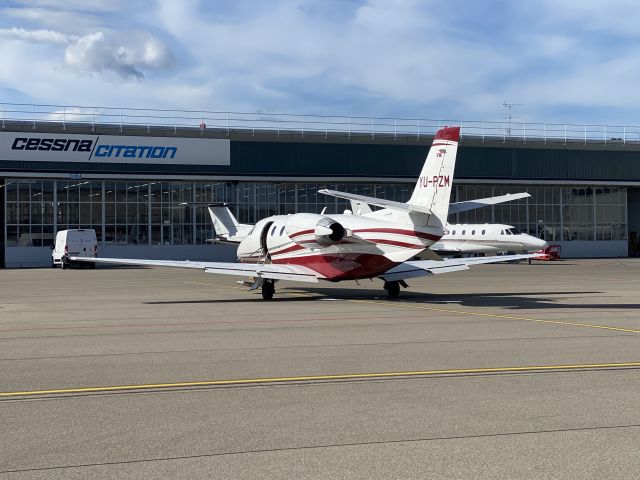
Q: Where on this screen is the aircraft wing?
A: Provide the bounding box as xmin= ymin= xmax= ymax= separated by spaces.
xmin=449 ymin=192 xmax=531 ymax=214
xmin=319 ymin=189 xmax=430 ymax=214
xmin=68 ymin=257 xmax=322 ymax=283
xmin=380 ymin=253 xmax=540 ymax=282
xmin=430 ymin=242 xmax=500 ymax=254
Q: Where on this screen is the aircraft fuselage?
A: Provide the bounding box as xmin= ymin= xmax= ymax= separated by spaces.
xmin=237 ymin=213 xmax=442 ymax=281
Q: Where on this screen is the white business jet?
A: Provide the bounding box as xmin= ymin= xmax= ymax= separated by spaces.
xmin=431 ymin=224 xmax=547 ymax=255
xmin=71 ymin=127 xmax=538 ymax=299
xmin=348 ymin=192 xmax=546 ymax=256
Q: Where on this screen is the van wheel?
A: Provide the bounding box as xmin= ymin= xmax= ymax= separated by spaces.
xmin=61 ymin=257 xmax=67 ymax=270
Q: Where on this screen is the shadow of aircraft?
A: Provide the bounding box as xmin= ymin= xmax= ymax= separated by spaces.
xmin=145 ymin=287 xmax=639 ymax=311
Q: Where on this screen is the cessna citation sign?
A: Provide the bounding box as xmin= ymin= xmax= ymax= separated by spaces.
xmin=0 ymin=132 xmax=230 ymax=166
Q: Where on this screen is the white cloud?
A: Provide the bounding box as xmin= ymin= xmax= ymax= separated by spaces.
xmin=3 ymin=0 xmax=640 ymax=124
xmin=11 ymin=0 xmax=122 ymax=12
xmin=0 ymin=24 xmax=174 ymax=80
xmin=0 ymin=26 xmax=68 ymax=44
xmin=63 ymin=31 xmax=174 ymax=80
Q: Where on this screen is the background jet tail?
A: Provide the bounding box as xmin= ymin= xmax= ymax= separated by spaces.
xmin=207 ymin=205 xmax=253 ymax=242
xmin=349 ymin=199 xmax=373 ymax=216
xmin=407 ymin=126 xmax=460 ymax=229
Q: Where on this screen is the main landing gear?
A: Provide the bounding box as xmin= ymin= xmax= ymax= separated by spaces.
xmin=384 ymin=280 xmax=400 ymax=298
xmin=383 ymin=280 xmax=408 ymax=298
xmin=261 ymin=279 xmax=275 ymax=300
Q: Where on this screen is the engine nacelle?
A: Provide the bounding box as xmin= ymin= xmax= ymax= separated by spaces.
xmin=285 ymin=213 xmax=347 ymax=249
xmin=314 ymin=217 xmax=346 ymax=244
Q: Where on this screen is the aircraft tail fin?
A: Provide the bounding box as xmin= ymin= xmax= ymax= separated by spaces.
xmin=407 ymin=126 xmax=460 ymax=228
xmin=207 ymin=205 xmax=252 ymax=243
xmin=349 ymin=199 xmax=373 ymax=216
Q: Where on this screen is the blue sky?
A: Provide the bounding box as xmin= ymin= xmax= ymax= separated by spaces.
xmin=1 ymin=0 xmax=639 ymax=125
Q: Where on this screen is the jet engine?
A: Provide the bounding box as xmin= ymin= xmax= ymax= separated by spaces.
xmin=284 ymin=213 xmax=348 ymax=249
xmin=314 ymin=217 xmax=346 ymax=244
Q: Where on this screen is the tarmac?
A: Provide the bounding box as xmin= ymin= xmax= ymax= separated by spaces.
xmin=1 ymin=258 xmax=640 ymax=479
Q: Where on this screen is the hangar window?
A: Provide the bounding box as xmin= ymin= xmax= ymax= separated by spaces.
xmin=4 ymin=180 xmax=629 ymax=258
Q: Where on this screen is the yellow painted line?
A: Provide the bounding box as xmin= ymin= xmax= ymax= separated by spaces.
xmin=349 ymin=299 xmax=640 ymax=334
xmin=2 ymin=362 xmax=640 ymax=397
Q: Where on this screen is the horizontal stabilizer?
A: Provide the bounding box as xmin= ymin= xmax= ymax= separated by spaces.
xmin=449 ymin=192 xmax=531 ymax=215
xmin=319 ymin=189 xmax=430 ymax=214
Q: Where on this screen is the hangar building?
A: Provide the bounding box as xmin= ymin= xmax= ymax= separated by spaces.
xmin=1 ymin=104 xmax=639 ymax=267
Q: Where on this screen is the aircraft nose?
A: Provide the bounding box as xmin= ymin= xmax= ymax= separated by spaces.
xmin=538 ymin=238 xmax=549 ymax=249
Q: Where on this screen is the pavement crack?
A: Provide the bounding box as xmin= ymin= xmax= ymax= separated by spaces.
xmin=3 ymin=423 xmax=640 ymax=474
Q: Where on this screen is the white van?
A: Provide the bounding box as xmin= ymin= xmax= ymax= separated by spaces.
xmin=52 ymin=229 xmax=98 ymax=269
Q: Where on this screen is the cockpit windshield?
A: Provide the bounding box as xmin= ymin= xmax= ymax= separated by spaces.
xmin=507 ymin=227 xmax=521 ymax=235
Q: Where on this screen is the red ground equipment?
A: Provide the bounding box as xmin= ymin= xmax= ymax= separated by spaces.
xmin=534 ymin=244 xmax=561 ymax=261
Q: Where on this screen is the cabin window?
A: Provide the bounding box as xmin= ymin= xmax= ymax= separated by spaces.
xmin=462 ymin=230 xmax=466 ymax=235
xmin=500 ymin=230 xmax=504 ymax=235
xmin=280 ymin=226 xmax=285 ymax=236
xmin=472 ymin=230 xmax=476 ymax=235
xmin=482 ymin=230 xmax=486 ymax=235
xmin=270 ymin=225 xmax=277 ymax=236
xmin=452 ymin=230 xmax=456 ymax=235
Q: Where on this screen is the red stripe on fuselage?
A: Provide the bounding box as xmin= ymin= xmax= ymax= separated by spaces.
xmin=353 ymin=228 xmax=440 ymax=241
xmin=288 ymin=229 xmax=315 ymax=239
xmin=367 ymin=238 xmax=426 ymax=249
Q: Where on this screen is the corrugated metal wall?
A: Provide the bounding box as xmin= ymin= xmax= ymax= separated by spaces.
xmin=231 ymin=142 xmax=640 ymax=181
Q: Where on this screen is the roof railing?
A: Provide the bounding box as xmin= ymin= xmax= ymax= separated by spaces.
xmin=1 ymin=102 xmax=638 ymax=144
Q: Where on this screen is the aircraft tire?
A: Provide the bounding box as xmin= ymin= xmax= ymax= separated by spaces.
xmin=262 ymin=280 xmax=275 ymax=300
xmin=384 ymin=281 xmax=400 ymax=298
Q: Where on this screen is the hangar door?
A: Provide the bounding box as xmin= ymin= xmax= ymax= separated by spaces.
xmin=0 ymin=177 xmax=5 ymax=268
xmin=629 ymin=188 xmax=640 ymax=256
